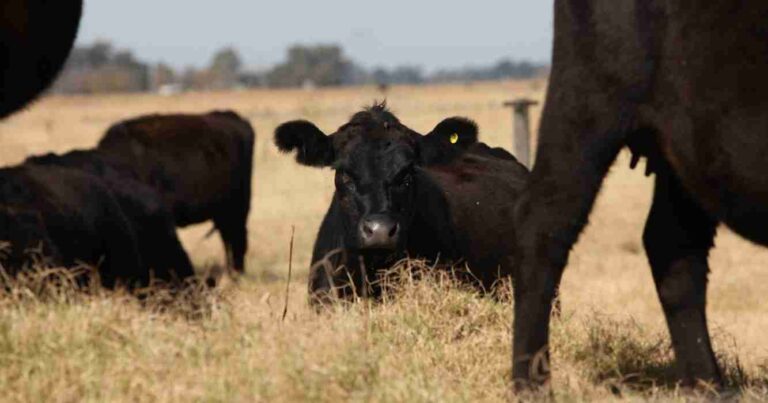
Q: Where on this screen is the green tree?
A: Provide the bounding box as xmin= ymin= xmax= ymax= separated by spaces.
xmin=266 ymin=44 xmax=357 ymax=88
xmin=208 ymin=47 xmax=242 ymax=89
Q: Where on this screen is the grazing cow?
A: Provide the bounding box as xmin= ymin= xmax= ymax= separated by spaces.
xmin=0 ymin=165 xmax=143 ymax=288
xmin=96 ymin=111 xmax=256 ymax=273
xmin=0 ymin=0 xmax=82 ymax=117
xmin=512 ymin=0 xmax=768 ymax=389
xmin=275 ymin=104 xmax=529 ymax=303
xmin=25 ymin=150 xmax=196 ymax=284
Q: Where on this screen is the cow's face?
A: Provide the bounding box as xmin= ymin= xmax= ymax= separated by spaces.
xmin=331 ymin=125 xmax=417 ymax=252
xmin=275 ymin=103 xmax=477 ymax=253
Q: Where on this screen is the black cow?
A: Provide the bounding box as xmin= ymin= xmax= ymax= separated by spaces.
xmin=25 ymin=150 xmax=196 ymax=284
xmin=1 ymin=0 xmax=82 ymax=118
xmin=512 ymin=0 xmax=768 ymax=389
xmin=0 ymin=164 xmax=143 ymax=288
xmin=275 ymin=104 xmax=529 ymax=303
xmin=0 ymin=206 xmax=61 ymax=273
xmin=96 ymin=111 xmax=255 ymax=274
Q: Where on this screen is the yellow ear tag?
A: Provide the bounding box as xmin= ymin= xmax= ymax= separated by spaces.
xmin=449 ymin=133 xmax=459 ymax=144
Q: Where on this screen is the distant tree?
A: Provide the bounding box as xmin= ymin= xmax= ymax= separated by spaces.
xmin=370 ymin=65 xmax=424 ymax=86
xmin=266 ymin=44 xmax=358 ymax=88
xmin=65 ymin=41 xmax=110 ymax=69
xmin=180 ymin=66 xmax=213 ymax=91
xmin=388 ymin=66 xmax=424 ymax=84
xmin=341 ymin=63 xmax=371 ymax=86
xmin=112 ymin=50 xmax=138 ymax=67
xmin=84 ymin=41 xmax=111 ymax=67
xmin=372 ymin=67 xmax=390 ymax=86
xmin=53 ymin=41 xmax=150 ymax=93
xmin=150 ymin=63 xmax=177 ymax=90
xmin=180 ymin=66 xmax=198 ymax=89
xmin=238 ymin=70 xmax=266 ymax=88
xmin=429 ymin=58 xmax=545 ymax=83
xmin=210 ymin=47 xmax=242 ymax=74
xmin=208 ymin=47 xmax=242 ymax=89
xmin=52 ymin=41 xmax=548 ymax=94
xmin=489 ymin=59 xmax=539 ymax=79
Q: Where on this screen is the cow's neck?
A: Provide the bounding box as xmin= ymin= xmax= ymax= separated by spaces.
xmin=405 ymin=171 xmax=459 ymax=261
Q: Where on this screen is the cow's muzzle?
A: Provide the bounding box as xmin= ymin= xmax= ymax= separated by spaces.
xmin=359 ymin=214 xmax=399 ymax=250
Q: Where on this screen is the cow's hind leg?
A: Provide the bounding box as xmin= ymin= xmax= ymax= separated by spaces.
xmin=215 ymin=214 xmax=248 ymax=275
xmin=643 ymin=165 xmax=721 ymax=386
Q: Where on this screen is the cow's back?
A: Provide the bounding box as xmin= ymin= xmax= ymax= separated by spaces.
xmin=97 ymin=111 xmax=255 ymax=226
xmin=415 ymin=145 xmax=529 ymax=285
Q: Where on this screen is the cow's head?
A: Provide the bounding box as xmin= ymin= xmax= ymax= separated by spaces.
xmin=275 ymin=103 xmax=477 ymax=253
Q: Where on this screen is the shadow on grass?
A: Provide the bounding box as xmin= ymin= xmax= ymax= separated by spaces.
xmin=555 ymin=313 xmax=768 ymax=398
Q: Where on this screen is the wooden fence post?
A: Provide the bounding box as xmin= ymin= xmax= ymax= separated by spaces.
xmin=503 ymin=98 xmax=539 ymax=169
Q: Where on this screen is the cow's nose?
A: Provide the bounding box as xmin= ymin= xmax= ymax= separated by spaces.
xmin=359 ymin=215 xmax=399 ymax=249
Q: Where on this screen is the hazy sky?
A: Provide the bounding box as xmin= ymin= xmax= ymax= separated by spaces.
xmin=76 ymin=1 xmax=553 ymax=72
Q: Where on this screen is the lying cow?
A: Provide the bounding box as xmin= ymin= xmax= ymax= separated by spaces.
xmin=274 ymin=104 xmax=529 ymax=303
xmin=26 ymin=150 xmax=196 ymax=284
xmin=96 ymin=111 xmax=255 ymax=273
xmin=0 ymin=206 xmax=61 ymax=272
xmin=0 ymin=164 xmax=143 ymax=288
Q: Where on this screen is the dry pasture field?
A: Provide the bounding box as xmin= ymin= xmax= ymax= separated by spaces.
xmin=0 ymin=80 xmax=766 ymax=401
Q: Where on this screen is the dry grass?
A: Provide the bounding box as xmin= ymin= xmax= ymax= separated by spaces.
xmin=0 ymin=79 xmax=765 ymax=401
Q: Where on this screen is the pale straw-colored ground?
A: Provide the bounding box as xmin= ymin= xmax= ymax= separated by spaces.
xmin=0 ymin=80 xmax=765 ymax=401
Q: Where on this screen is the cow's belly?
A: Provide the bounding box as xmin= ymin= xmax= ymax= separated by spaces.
xmin=661 ymin=110 xmax=768 ymax=245
xmin=688 ymin=180 xmax=768 ymax=247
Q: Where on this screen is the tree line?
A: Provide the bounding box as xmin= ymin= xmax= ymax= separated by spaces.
xmin=52 ymin=42 xmax=547 ymax=94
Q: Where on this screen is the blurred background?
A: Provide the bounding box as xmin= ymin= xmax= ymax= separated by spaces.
xmin=0 ymin=1 xmax=554 ymax=276
xmin=59 ymin=1 xmax=553 ymax=94
xmin=1 ymin=3 xmax=767 ymax=400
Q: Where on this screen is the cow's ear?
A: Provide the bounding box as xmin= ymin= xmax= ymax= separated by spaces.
xmin=274 ymin=120 xmax=335 ymax=167
xmin=418 ymin=117 xmax=478 ymax=165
